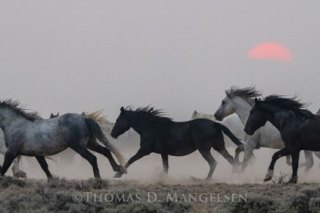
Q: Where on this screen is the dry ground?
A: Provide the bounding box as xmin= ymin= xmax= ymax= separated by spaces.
xmin=1 ymin=177 xmax=320 ymax=213
xmin=1 ymin=147 xmax=320 ymax=212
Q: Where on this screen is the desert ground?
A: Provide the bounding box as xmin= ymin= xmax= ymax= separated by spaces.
xmin=1 ymin=142 xmax=320 ymax=213
xmin=1 ymin=177 xmax=320 ymax=213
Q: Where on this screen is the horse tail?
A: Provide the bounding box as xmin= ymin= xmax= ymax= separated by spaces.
xmin=85 ymin=118 xmax=125 ymax=165
xmin=216 ymin=123 xmax=243 ymax=146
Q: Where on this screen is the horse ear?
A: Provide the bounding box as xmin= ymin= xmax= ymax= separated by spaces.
xmin=57 ymin=113 xmax=59 ymax=116
xmin=255 ymin=98 xmax=260 ymax=105
xmin=194 ymin=110 xmax=197 ymax=114
xmin=225 ymin=90 xmax=231 ymax=97
xmin=120 ymin=107 xmax=125 ymax=112
xmin=50 ymin=113 xmax=53 ymax=118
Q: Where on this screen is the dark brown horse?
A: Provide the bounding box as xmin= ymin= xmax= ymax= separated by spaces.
xmin=245 ymin=96 xmax=320 ymax=183
xmin=111 ymin=106 xmax=242 ymax=180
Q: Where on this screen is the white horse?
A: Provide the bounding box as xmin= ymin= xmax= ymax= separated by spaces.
xmin=191 ymin=110 xmax=244 ymax=148
xmin=214 ymin=87 xmax=319 ymax=171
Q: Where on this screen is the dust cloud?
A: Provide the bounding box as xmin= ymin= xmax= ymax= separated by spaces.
xmin=9 ymin=140 xmax=320 ymax=184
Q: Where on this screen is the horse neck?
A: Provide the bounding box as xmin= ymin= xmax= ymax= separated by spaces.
xmin=127 ymin=113 xmax=151 ymax=135
xmin=0 ymin=108 xmax=30 ymax=131
xmin=263 ymin=107 xmax=288 ymax=132
xmin=231 ymin=97 xmax=252 ymax=126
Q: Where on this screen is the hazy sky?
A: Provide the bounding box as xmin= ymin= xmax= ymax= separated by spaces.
xmin=1 ymin=1 xmax=320 ymax=121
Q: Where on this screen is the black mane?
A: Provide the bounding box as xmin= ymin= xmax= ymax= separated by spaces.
xmin=263 ymin=95 xmax=314 ymax=118
xmin=226 ymin=86 xmax=262 ymax=99
xmin=124 ymin=106 xmax=172 ymax=122
xmin=0 ymin=99 xmax=41 ymax=121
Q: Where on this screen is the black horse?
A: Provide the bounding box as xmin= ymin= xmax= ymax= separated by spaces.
xmin=110 ymin=106 xmax=242 ymax=179
xmin=244 ymin=96 xmax=320 ymax=183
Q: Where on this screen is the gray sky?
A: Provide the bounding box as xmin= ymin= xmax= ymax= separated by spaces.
xmin=1 ymin=0 xmax=320 ymax=121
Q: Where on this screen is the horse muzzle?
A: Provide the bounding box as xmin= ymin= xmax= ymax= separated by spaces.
xmin=244 ymin=127 xmax=254 ymax=135
xmin=214 ymin=113 xmax=223 ymax=121
xmin=110 ymin=132 xmax=118 ymax=139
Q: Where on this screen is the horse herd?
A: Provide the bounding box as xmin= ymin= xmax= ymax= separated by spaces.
xmin=1 ymin=86 xmax=320 ymax=184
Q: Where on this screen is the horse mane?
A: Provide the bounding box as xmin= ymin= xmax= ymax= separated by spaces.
xmin=0 ymin=99 xmax=41 ymax=121
xmin=124 ymin=106 xmax=172 ymax=122
xmin=83 ymin=110 xmax=113 ymax=127
xmin=263 ymin=95 xmax=314 ymax=118
xmin=226 ymin=86 xmax=262 ymax=99
xmin=84 ymin=110 xmax=106 ymax=123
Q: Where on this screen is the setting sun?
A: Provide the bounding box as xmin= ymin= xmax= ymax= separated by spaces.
xmin=248 ymin=42 xmax=292 ymax=62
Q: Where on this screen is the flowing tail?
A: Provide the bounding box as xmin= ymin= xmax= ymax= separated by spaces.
xmin=216 ymin=123 xmax=243 ymax=146
xmin=85 ymin=118 xmax=125 ymax=165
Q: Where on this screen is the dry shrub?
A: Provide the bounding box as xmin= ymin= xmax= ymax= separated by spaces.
xmin=0 ymin=178 xmax=191 ymax=213
xmin=220 ymin=187 xmax=320 ymax=213
xmin=115 ymin=201 xmax=191 ymax=213
xmin=0 ymin=176 xmax=26 ymax=188
xmin=44 ymin=177 xmax=109 ymax=191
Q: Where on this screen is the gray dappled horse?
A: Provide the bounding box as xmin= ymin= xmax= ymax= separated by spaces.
xmin=0 ymin=100 xmax=125 ymax=179
xmin=0 ymin=112 xmax=59 ymax=178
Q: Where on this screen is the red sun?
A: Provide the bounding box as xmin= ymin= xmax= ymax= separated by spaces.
xmin=248 ymin=42 xmax=292 ymax=62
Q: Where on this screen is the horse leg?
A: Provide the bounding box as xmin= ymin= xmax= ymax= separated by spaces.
xmin=1 ymin=151 xmax=17 ymax=176
xmin=12 ymin=156 xmax=27 ymax=178
xmin=114 ymin=148 xmax=150 ymax=178
xmin=234 ymin=145 xmax=244 ymax=164
xmin=71 ymin=146 xmax=100 ymax=178
xmin=161 ymin=154 xmax=169 ymax=174
xmin=198 ymin=149 xmax=217 ymax=180
xmin=264 ymin=147 xmax=290 ymax=181
xmin=285 ymin=156 xmax=291 ymax=165
xmin=216 ymin=147 xmax=234 ymax=165
xmin=313 ymin=151 xmax=320 ymax=160
xmin=241 ymin=140 xmax=256 ymax=172
xmin=35 ymin=156 xmax=53 ymax=179
xmin=303 ymin=151 xmax=314 ymax=172
xmin=288 ymin=148 xmax=300 ymax=184
xmin=87 ymin=141 xmax=126 ymax=173
xmin=313 ymin=152 xmax=320 ymax=167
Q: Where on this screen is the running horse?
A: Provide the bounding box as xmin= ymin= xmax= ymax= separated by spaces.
xmin=214 ymin=87 xmax=317 ymax=171
xmin=110 ymin=106 xmax=242 ymax=180
xmin=0 ymin=99 xmax=125 ymax=179
xmin=245 ymin=96 xmax=320 ymax=183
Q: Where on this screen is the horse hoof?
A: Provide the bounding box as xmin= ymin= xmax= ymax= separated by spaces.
xmin=119 ymin=166 xmax=127 ymax=174
xmin=286 ymin=176 xmax=298 ymax=184
xmin=263 ymin=169 xmax=274 ymax=182
xmin=14 ymin=171 xmax=27 ymax=178
xmin=190 ymin=176 xmax=201 ymax=181
xmin=283 ymin=180 xmax=297 ymax=185
xmin=263 ymin=176 xmax=272 ymax=182
xmin=113 ymin=172 xmax=123 ymax=178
